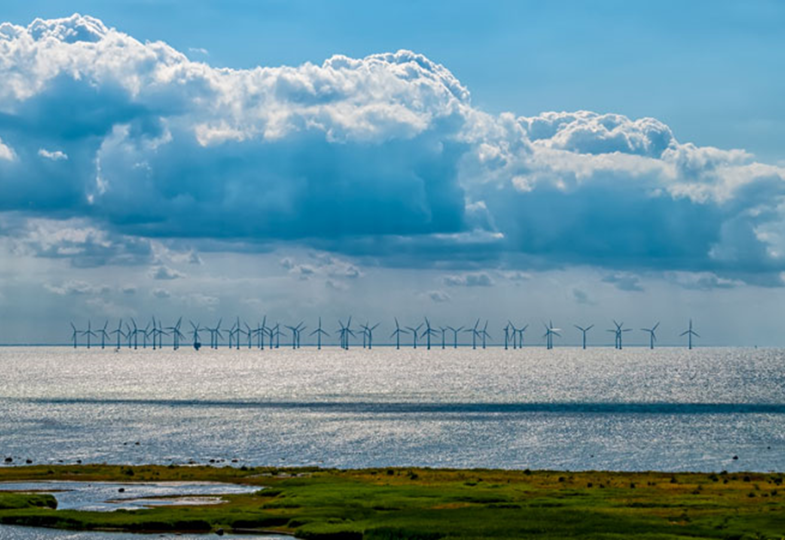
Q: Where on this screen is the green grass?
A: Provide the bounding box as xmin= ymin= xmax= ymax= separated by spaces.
xmin=1 ymin=465 xmax=784 ymax=539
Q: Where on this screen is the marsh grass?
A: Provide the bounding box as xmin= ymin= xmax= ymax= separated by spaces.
xmin=1 ymin=466 xmax=784 ymax=539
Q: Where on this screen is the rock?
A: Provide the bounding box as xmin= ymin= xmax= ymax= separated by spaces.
xmin=215 ymin=528 xmax=225 ymax=536
xmin=732 ymin=455 xmax=739 ymax=460
xmin=76 ymin=460 xmax=82 ymax=464
xmin=231 ymin=459 xmax=238 ymax=463
xmin=25 ymin=459 xmax=32 ymax=464
xmin=135 ymin=442 xmax=140 ymax=446
xmin=118 ymin=488 xmax=125 ymax=493
xmin=4 ymin=457 xmax=12 ymax=463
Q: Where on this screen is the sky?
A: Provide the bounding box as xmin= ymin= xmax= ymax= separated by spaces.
xmin=1 ymin=1 xmax=785 ymax=346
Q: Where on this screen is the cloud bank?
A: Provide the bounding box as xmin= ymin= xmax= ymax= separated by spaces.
xmin=1 ymin=14 xmax=785 ymax=285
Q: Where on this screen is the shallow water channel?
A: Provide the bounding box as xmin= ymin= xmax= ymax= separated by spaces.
xmin=0 ymin=480 xmax=260 ymax=511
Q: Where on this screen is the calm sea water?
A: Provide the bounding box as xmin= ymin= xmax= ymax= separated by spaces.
xmin=1 ymin=346 xmax=783 ymax=472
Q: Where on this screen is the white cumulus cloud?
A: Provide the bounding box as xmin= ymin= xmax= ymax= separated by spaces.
xmin=0 ymin=14 xmax=784 ymax=287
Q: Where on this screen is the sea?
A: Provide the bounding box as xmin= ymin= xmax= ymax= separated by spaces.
xmin=1 ymin=346 xmax=783 ymax=473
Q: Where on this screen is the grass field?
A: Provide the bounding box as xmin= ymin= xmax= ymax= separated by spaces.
xmin=1 ymin=465 xmax=784 ymax=539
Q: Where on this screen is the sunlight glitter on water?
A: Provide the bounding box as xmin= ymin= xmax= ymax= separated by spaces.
xmin=1 ymin=347 xmax=783 ymax=472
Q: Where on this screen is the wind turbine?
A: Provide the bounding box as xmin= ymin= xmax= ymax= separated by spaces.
xmin=390 ymin=318 xmax=406 ymax=350
xmin=257 ymin=316 xmax=268 ymax=349
xmin=285 ymin=322 xmax=305 ymax=349
xmin=167 ymin=317 xmax=184 ymax=350
xmin=361 ymin=322 xmax=380 ymax=349
xmin=228 ymin=319 xmax=237 ymax=349
xmin=543 ymin=321 xmax=561 ymax=349
xmin=98 ymin=321 xmax=109 ymax=349
xmin=207 ymin=318 xmax=222 ymax=349
xmin=337 ymin=318 xmax=355 ymax=350
xmin=405 ymin=322 xmax=423 ymax=349
xmin=82 ymin=320 xmax=97 ymax=349
xmin=310 ymin=317 xmax=329 ymax=350
xmin=157 ymin=319 xmax=169 ymax=349
xmin=150 ymin=317 xmax=157 ymax=350
xmin=70 ymin=322 xmax=79 ymax=348
xmin=360 ymin=322 xmax=369 ymax=349
xmin=272 ymin=323 xmax=282 ymax=349
xmin=607 ymin=320 xmax=631 ymax=349
xmin=141 ymin=321 xmax=151 ymax=349
xmin=681 ymin=319 xmax=699 ymax=349
xmin=574 ymin=324 xmax=594 ymax=350
xmin=129 ymin=318 xmax=139 ymax=349
xmin=516 ymin=324 xmax=529 ymax=348
xmin=464 ymin=319 xmax=480 ymax=350
xmin=244 ymin=322 xmax=254 ymax=349
xmin=446 ymin=325 xmax=463 ymax=348
xmin=422 ymin=318 xmax=437 ymax=350
xmin=641 ymin=322 xmax=660 ymax=350
xmin=110 ymin=319 xmax=124 ymax=350
xmin=480 ymin=320 xmax=490 ymax=349
xmin=190 ymin=321 xmax=202 ymax=350
xmin=124 ymin=322 xmax=133 ymax=348
xmin=439 ymin=327 xmax=446 ymax=349
xmin=503 ymin=322 xmax=512 ymax=350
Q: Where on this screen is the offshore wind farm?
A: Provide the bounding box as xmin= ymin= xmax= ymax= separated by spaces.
xmin=62 ymin=316 xmax=702 ymax=350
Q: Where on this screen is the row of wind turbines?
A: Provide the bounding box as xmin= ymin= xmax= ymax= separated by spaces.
xmin=67 ymin=317 xmax=701 ymax=350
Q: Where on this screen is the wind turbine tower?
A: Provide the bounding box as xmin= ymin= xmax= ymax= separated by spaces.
xmin=70 ymin=322 xmax=79 ymax=348
xmin=82 ymin=320 xmax=97 ymax=349
xmin=99 ymin=321 xmax=109 ymax=349
xmin=405 ymin=322 xmax=422 ymax=349
xmin=391 ymin=318 xmax=405 ymax=350
xmin=641 ymin=322 xmax=660 ymax=350
xmin=681 ymin=319 xmax=699 ymax=349
xmin=446 ymin=325 xmax=463 ymax=348
xmin=422 ymin=318 xmax=437 ymax=350
xmin=310 ymin=317 xmax=329 ymax=350
xmin=574 ymin=324 xmax=594 ymax=350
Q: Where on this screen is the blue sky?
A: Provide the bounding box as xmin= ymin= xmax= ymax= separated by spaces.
xmin=1 ymin=2 xmax=785 ymax=345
